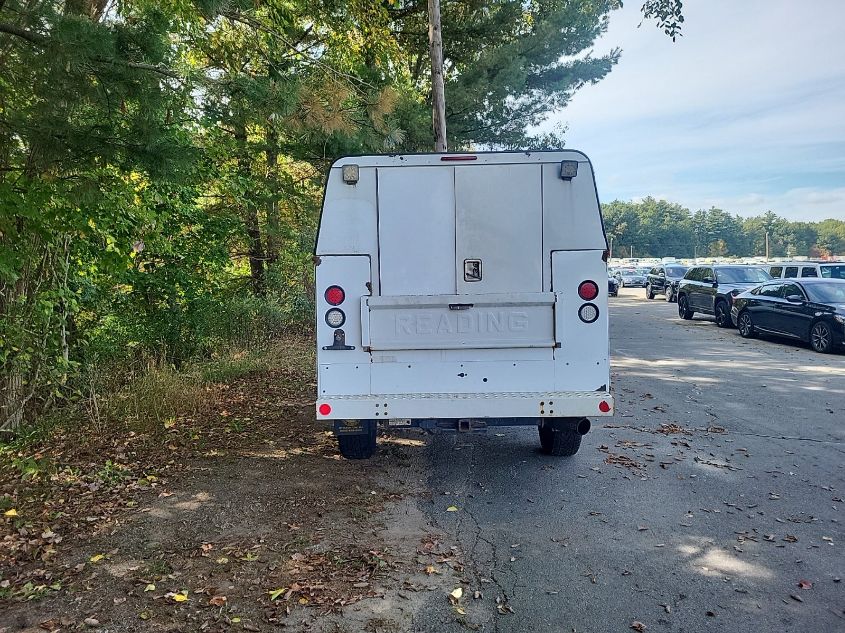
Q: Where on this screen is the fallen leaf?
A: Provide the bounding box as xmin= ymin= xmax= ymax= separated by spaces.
xmin=783 ymin=535 xmax=798 ymax=543
xmin=631 ymin=621 xmax=647 ymax=632
xmin=798 ymin=579 xmax=812 ymax=590
xmin=171 ymin=592 xmax=188 ymax=603
xmin=446 ymin=506 xmax=459 ymax=512
xmin=268 ymin=587 xmax=286 ymax=601
xmin=473 ymin=591 xmax=483 ymax=599
xmin=637 ymin=526 xmax=649 ymax=531
xmin=83 ymin=617 xmax=100 ymax=627
xmin=89 ymin=554 xmax=104 ymax=563
xmin=450 ymin=587 xmax=463 ymax=601
xmin=209 ymin=595 xmax=227 ymax=607
xmin=4 ymin=509 xmax=18 ymax=517
xmin=660 ymin=604 xmax=671 ymax=613
xmin=790 ymin=594 xmax=803 ymax=603
xmin=143 ymin=583 xmax=155 ymax=592
xmin=425 ymin=565 xmax=441 ymax=575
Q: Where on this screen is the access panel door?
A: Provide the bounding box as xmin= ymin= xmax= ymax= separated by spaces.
xmin=455 ymin=164 xmax=543 ymax=294
xmin=377 ymin=166 xmax=456 ymax=296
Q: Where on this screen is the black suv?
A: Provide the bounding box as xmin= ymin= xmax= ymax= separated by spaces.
xmin=645 ymin=264 xmax=689 ymax=302
xmin=677 ymin=265 xmax=772 ymax=327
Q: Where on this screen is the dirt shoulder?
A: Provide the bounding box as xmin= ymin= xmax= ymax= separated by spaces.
xmin=1 ymin=339 xmax=455 ymax=632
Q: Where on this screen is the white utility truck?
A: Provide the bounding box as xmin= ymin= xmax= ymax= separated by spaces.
xmin=314 ymin=151 xmax=613 ymax=459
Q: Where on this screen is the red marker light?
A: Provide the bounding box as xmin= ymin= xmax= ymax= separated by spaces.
xmin=324 ymin=286 xmax=345 ymax=306
xmin=318 ymin=403 xmax=332 ymax=416
xmin=598 ymin=401 xmax=611 ymax=413
xmin=578 ymin=280 xmax=599 ymax=301
xmin=440 ymin=155 xmax=478 ymax=161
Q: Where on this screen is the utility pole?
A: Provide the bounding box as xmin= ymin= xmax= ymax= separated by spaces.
xmin=630 ymin=245 xmax=634 ymax=259
xmin=765 ymin=231 xmax=770 ymax=261
xmin=428 ymin=0 xmax=447 ymax=151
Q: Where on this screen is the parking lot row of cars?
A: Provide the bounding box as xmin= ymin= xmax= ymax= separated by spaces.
xmin=663 ymin=262 xmax=845 ymax=353
xmin=611 ymin=261 xmax=845 ymax=353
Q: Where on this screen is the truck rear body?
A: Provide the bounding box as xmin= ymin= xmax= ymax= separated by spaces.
xmin=315 ymin=151 xmax=613 ymax=428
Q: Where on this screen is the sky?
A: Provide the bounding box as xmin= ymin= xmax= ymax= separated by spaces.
xmin=547 ymin=0 xmax=845 ymax=222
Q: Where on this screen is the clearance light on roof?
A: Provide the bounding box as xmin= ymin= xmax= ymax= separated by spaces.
xmin=341 ymin=164 xmax=359 ymax=185
xmin=441 ymin=155 xmax=478 ymax=161
xmin=560 ymin=160 xmax=579 ymax=180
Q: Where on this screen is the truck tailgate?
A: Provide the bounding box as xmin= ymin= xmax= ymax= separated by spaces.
xmin=363 ymin=293 xmax=555 ymax=351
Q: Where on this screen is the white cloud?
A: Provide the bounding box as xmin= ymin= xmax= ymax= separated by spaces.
xmin=545 ymin=0 xmax=845 ymax=221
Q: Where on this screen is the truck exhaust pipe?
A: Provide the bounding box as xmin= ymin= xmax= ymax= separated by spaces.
xmin=577 ymin=418 xmax=591 ymax=435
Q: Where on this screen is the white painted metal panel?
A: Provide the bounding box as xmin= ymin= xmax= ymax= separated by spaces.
xmin=317 ymin=364 xmax=370 ymax=396
xmin=551 ymin=250 xmax=610 ymax=391
xmin=315 ymin=390 xmax=614 ymax=420
xmin=541 ymin=162 xmax=607 ymax=290
xmin=366 ymin=293 xmax=554 ymax=351
xmin=377 ymin=166 xmax=456 ymax=296
xmin=315 ymin=256 xmax=371 ymax=371
xmin=455 ymin=164 xmax=543 ymax=294
xmin=371 ymin=360 xmax=555 ymax=394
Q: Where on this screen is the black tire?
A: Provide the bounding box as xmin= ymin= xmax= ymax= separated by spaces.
xmin=810 ymin=320 xmax=834 ymax=354
xmin=538 ymin=422 xmax=582 ymax=457
xmin=646 ymin=284 xmax=655 ymax=300
xmin=337 ymin=424 xmax=377 ymax=459
xmin=678 ymin=295 xmax=694 ymax=320
xmin=737 ymin=310 xmax=756 ymax=338
xmin=715 ymin=301 xmax=732 ymax=328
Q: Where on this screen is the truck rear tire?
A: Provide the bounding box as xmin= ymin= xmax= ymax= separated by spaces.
xmin=336 ymin=423 xmax=377 ymax=460
xmin=538 ymin=421 xmax=582 ymax=457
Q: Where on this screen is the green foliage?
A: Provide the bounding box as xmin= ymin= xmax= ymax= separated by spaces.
xmin=604 ymin=198 xmax=845 ymax=259
xmin=1 ymin=0 xmax=676 ymax=430
xmin=388 ymin=0 xmax=621 ymax=149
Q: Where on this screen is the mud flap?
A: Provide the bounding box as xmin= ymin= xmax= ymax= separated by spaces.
xmin=334 ymin=419 xmax=376 ymax=436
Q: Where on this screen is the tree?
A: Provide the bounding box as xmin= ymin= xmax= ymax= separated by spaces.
xmin=389 ymin=0 xmax=621 ymax=149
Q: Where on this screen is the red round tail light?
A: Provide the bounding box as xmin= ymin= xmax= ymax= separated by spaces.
xmin=325 ymin=285 xmax=345 ymax=306
xmin=598 ymin=401 xmax=611 ymax=413
xmin=578 ymin=280 xmax=599 ymax=301
xmin=318 ymin=403 xmax=332 ymax=416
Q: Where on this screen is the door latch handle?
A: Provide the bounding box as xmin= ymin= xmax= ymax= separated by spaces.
xmin=449 ymin=303 xmax=473 ymax=310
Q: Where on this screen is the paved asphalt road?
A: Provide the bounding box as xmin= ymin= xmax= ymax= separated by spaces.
xmin=412 ymin=287 xmax=845 ymax=632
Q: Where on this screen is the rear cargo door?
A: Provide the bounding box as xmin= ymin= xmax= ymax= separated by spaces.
xmin=455 ymin=164 xmax=543 ymax=294
xmin=368 ymin=162 xmax=555 ymax=355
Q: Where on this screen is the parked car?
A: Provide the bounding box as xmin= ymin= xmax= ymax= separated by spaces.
xmin=677 ymin=265 xmax=772 ymax=327
xmin=608 ymin=274 xmax=619 ymax=297
xmin=645 ymin=264 xmax=689 ymax=301
xmin=764 ymin=261 xmax=845 ymax=280
xmin=618 ymin=269 xmax=647 ymax=288
xmin=731 ymin=279 xmax=845 ymax=353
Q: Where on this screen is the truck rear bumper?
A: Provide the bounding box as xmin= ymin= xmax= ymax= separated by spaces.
xmin=316 ymin=391 xmax=614 ymax=420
